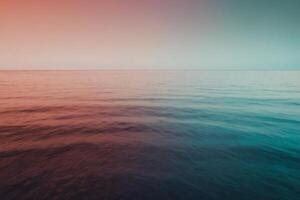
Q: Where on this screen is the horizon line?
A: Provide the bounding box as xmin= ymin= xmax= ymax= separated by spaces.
xmin=0 ymin=67 xmax=299 ymax=72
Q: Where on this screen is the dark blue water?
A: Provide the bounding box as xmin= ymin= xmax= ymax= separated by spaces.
xmin=0 ymin=71 xmax=299 ymax=200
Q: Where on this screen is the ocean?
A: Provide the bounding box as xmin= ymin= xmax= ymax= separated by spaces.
xmin=0 ymin=70 xmax=299 ymax=200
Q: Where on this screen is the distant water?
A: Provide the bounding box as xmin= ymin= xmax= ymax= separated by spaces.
xmin=0 ymin=70 xmax=300 ymax=200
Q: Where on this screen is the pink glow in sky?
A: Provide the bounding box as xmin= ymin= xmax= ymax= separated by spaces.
xmin=0 ymin=0 xmax=299 ymax=69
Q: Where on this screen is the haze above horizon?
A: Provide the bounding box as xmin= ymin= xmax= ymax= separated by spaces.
xmin=0 ymin=0 xmax=299 ymax=70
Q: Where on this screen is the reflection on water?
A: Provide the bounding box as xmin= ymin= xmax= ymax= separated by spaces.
xmin=0 ymin=71 xmax=300 ymax=200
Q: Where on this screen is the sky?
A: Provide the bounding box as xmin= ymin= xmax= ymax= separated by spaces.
xmin=0 ymin=0 xmax=299 ymax=70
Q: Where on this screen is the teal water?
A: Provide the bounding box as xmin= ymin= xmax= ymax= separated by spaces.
xmin=0 ymin=71 xmax=299 ymax=199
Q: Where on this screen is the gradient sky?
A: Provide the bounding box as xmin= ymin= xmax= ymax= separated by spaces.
xmin=0 ymin=0 xmax=299 ymax=69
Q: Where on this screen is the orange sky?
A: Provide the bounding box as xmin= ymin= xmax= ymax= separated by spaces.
xmin=0 ymin=0 xmax=299 ymax=69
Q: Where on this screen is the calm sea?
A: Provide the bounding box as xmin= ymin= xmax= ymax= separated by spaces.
xmin=0 ymin=71 xmax=299 ymax=200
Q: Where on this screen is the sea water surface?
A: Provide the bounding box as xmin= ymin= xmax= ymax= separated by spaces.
xmin=0 ymin=70 xmax=299 ymax=200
